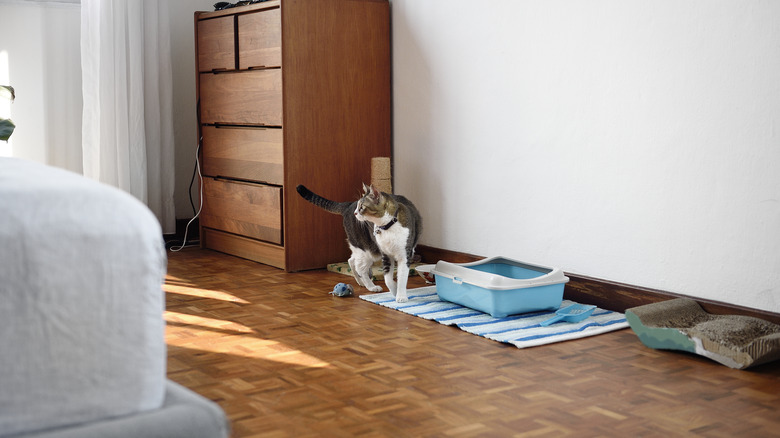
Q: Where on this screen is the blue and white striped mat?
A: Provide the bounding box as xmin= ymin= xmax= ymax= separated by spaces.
xmin=360 ymin=286 xmax=629 ymax=348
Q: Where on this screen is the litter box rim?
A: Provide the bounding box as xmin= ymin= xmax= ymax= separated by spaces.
xmin=432 ymin=256 xmax=569 ymax=291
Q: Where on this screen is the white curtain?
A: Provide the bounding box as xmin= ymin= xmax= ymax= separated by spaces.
xmin=81 ymin=0 xmax=176 ymax=234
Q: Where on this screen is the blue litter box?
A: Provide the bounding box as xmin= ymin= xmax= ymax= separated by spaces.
xmin=432 ymin=256 xmax=569 ymax=318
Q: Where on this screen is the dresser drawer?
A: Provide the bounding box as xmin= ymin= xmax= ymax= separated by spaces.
xmin=201 ymin=228 xmax=286 ymax=269
xmin=238 ymin=7 xmax=281 ymax=69
xmin=197 ymin=16 xmax=235 ymax=72
xmin=201 ymin=125 xmax=283 ymax=184
xmin=201 ymin=178 xmax=282 ymax=245
xmin=200 ymin=69 xmax=282 ymax=126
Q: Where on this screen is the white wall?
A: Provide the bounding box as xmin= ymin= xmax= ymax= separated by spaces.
xmin=168 ymin=0 xmax=214 ymax=220
xmin=392 ymin=0 xmax=780 ymax=313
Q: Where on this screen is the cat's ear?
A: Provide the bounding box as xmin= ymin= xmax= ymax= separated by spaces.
xmin=362 ymin=182 xmax=370 ymax=194
xmin=370 ymin=184 xmax=382 ymax=200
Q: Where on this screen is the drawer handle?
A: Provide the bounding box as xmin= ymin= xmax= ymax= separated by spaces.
xmin=213 ymin=124 xmax=273 ymax=130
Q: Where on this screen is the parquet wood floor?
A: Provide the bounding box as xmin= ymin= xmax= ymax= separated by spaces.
xmin=165 ymin=248 xmax=780 ymax=437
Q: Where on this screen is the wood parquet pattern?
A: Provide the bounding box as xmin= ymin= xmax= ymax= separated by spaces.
xmin=165 ymin=248 xmax=780 ymax=437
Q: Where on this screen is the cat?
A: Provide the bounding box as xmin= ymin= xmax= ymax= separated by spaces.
xmin=296 ymin=184 xmax=422 ymax=303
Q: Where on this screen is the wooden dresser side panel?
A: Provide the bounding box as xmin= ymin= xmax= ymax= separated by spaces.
xmin=281 ymin=0 xmax=392 ymax=271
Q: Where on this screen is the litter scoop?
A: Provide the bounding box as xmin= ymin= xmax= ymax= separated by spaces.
xmin=540 ymin=303 xmax=596 ymax=326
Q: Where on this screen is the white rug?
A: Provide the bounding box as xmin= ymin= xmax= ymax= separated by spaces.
xmin=360 ymin=286 xmax=629 ymax=348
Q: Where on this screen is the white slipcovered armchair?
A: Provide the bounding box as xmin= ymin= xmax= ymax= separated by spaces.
xmin=0 ymin=158 xmax=228 ymax=438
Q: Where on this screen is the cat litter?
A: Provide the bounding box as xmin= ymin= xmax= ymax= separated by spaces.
xmin=432 ymin=256 xmax=569 ymax=318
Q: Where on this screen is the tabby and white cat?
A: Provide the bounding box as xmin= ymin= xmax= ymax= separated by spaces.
xmin=296 ymin=184 xmax=422 ymax=303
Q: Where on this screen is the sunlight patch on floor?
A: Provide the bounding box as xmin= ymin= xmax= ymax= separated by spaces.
xmin=164 ymin=276 xmax=251 ymax=304
xmin=164 ymin=310 xmax=331 ymax=369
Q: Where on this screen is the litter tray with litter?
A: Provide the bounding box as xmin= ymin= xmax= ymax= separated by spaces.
xmin=627 ymin=298 xmax=780 ymax=369
xmin=432 ymin=256 xmax=569 ymax=318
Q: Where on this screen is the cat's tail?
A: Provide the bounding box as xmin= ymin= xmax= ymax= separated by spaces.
xmin=296 ymin=185 xmax=352 ymax=215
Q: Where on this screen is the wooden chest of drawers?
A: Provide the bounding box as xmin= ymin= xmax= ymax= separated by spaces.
xmin=195 ymin=0 xmax=391 ymax=271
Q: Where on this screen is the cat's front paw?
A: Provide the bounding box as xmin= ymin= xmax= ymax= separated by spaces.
xmin=367 ymin=285 xmax=383 ymax=292
xmin=395 ymin=295 xmax=408 ymax=303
